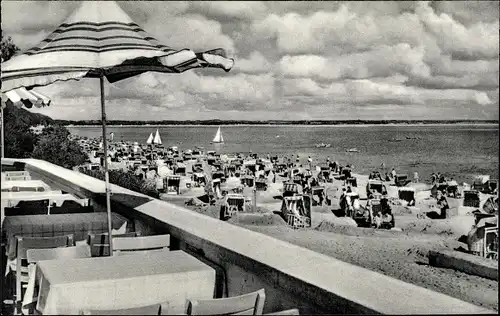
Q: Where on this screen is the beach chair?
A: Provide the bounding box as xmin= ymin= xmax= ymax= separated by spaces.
xmin=164 ymin=176 xmax=181 ymax=195
xmin=485 ymin=179 xmax=498 ymax=194
xmin=14 ymin=235 xmax=74 ymax=307
xmin=483 ymin=196 xmax=498 ymax=214
xmin=394 ymin=174 xmax=411 ymax=187
xmin=112 ymin=234 xmax=170 ymax=256
xmin=255 ymin=179 xmax=268 ymax=191
xmin=213 ymin=170 xmax=225 ymax=182
xmin=186 ymin=288 xmax=265 ymax=315
xmin=446 ymin=181 xmax=460 ymax=198
xmin=311 ymin=186 xmax=329 ymax=206
xmin=220 ymin=194 xmax=246 ymax=220
xmin=472 ymin=175 xmax=489 ymax=192
xmin=282 ymin=183 xmax=303 ymax=198
xmin=463 ymin=190 xmax=480 ymax=208
xmin=484 ymin=227 xmax=498 ymax=260
xmin=398 ymin=187 xmax=416 ymax=206
xmin=240 ymin=176 xmax=255 ymax=188
xmin=82 ymin=304 xmax=161 ymax=315
xmin=281 ymin=195 xmax=312 ymax=229
xmin=366 ymin=180 xmax=387 ymax=199
xmin=346 ymin=177 xmax=357 ymax=187
xmin=174 ymin=163 xmax=187 ymax=176
xmin=341 ymin=167 xmax=352 ymax=180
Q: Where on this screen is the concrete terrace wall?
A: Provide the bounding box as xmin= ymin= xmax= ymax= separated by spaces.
xmin=3 ymin=158 xmax=495 ymax=315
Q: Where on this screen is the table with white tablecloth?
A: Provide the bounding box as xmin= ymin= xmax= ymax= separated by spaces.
xmin=34 ymin=250 xmax=216 ymax=315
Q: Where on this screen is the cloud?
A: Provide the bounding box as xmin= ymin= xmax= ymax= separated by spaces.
xmin=251 ymin=5 xmax=425 ymax=55
xmin=282 ymin=78 xmax=347 ymax=98
xmin=279 ymin=44 xmax=430 ymax=80
xmin=345 ymin=79 xmax=493 ymax=106
xmin=416 ymin=1 xmax=499 ymax=60
xmin=142 ymin=14 xmax=236 ymax=55
xmin=233 ymin=51 xmax=272 ymax=74
xmin=189 ymin=1 xmax=268 ymax=21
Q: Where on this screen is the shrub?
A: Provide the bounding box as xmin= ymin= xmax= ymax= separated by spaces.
xmin=31 ymin=125 xmax=88 ymax=169
xmin=79 ymin=168 xmax=160 ymax=199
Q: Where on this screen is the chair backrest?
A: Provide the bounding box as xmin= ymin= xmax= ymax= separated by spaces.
xmin=186 ymin=288 xmax=265 ymax=315
xmin=4 ymin=207 xmax=49 ymax=216
xmin=113 ymin=234 xmax=170 ymax=254
xmin=50 ymin=204 xmax=94 ymax=214
xmin=264 ymin=309 xmax=300 ymax=315
xmin=27 ymin=245 xmax=91 ymax=263
xmin=16 ymin=234 xmax=74 ymax=260
xmin=82 ymin=304 xmax=161 ymax=315
xmin=88 ymin=232 xmax=139 ymax=257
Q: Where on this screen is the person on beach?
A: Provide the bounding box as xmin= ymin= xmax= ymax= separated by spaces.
xmin=413 ymin=171 xmax=419 ymax=183
xmin=436 ymin=190 xmax=449 ymax=219
xmin=431 ymin=172 xmax=437 ymax=184
xmin=391 ymin=168 xmax=397 ymax=179
xmin=439 ymin=173 xmax=446 ymax=183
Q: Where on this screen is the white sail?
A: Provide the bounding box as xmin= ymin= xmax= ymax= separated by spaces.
xmin=146 ymin=132 xmax=153 ymax=144
xmin=153 ymin=129 xmax=162 ymax=145
xmin=212 ymin=126 xmax=224 ymax=143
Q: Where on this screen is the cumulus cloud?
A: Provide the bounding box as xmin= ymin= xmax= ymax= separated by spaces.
xmin=416 ymin=1 xmax=499 ymax=60
xmin=233 ymin=51 xmax=272 ymax=74
xmin=2 ymin=1 xmax=499 ymax=120
xmin=142 ymin=14 xmax=236 ymax=54
xmin=190 ymin=1 xmax=268 ymax=21
xmin=345 ymin=79 xmax=493 ymax=106
xmin=279 ymin=44 xmax=430 ymax=80
xmin=251 ymin=5 xmax=425 ymax=55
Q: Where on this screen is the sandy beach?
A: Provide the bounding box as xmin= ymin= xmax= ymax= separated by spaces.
xmin=162 ymin=172 xmax=498 ymax=311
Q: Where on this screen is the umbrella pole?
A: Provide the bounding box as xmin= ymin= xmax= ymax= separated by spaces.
xmin=100 ymin=74 xmax=114 ymax=255
xmin=1 ymin=106 xmax=4 ymax=158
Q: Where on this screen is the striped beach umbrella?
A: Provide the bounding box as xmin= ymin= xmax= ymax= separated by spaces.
xmin=1 ymin=87 xmax=52 ymax=158
xmin=1 ymin=1 xmax=235 ymax=254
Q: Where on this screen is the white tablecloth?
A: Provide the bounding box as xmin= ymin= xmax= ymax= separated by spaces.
xmin=33 ymin=250 xmax=215 ymax=315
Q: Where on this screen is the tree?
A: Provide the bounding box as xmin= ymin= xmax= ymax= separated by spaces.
xmin=32 ymin=125 xmax=88 ymax=169
xmin=1 ymin=35 xmax=19 ymax=62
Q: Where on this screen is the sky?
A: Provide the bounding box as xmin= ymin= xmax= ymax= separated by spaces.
xmin=2 ymin=0 xmax=499 ymax=121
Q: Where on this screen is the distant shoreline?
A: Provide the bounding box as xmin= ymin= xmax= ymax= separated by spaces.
xmin=65 ymin=122 xmax=499 ymax=128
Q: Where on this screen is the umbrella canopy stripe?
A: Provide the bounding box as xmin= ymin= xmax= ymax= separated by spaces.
xmin=27 ymin=45 xmax=169 ymax=54
xmin=1 ymin=87 xmax=51 ymax=109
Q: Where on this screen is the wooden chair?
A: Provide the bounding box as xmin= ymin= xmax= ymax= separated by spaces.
xmin=81 ymin=303 xmax=161 ymax=315
xmin=15 ymin=235 xmax=74 ymax=306
xmin=264 ymin=309 xmax=300 ymax=315
xmin=112 ymin=234 xmax=170 ymax=255
xmin=87 ymin=232 xmax=140 ymax=257
xmin=186 ymin=288 xmax=266 ymax=315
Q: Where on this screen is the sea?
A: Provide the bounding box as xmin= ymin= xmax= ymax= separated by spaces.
xmin=67 ymin=124 xmax=499 ymax=184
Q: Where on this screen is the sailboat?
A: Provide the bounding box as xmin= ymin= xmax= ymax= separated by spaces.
xmin=212 ymin=126 xmax=224 ymax=143
xmin=146 ymin=132 xmax=153 ymax=144
xmin=153 ymin=129 xmax=162 ymax=145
